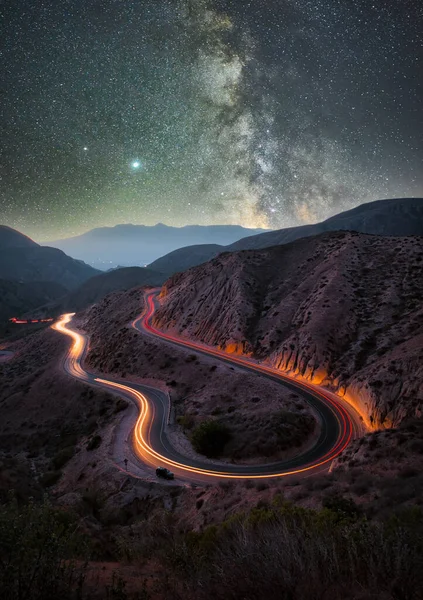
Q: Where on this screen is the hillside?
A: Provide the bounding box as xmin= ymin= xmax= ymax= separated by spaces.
xmin=0 ymin=225 xmax=38 ymax=249
xmin=149 ymin=197 xmax=423 ymax=276
xmin=148 ymin=244 xmax=222 ymax=274
xmin=81 ymin=289 xmax=316 ymax=462
xmin=45 ymin=224 xmax=267 ymax=269
xmin=0 ymin=280 xmax=67 ymax=321
xmin=0 ymin=226 xmax=100 ymax=289
xmin=0 ymin=326 xmax=124 ymax=502
xmin=59 ymin=266 xmax=165 ymax=311
xmin=228 ymin=197 xmax=423 ymax=251
xmin=0 ymin=246 xmax=99 ymax=290
xmin=154 ymin=231 xmax=423 ymax=429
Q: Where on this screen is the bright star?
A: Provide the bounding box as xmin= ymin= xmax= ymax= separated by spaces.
xmin=131 ymin=160 xmax=141 ymax=169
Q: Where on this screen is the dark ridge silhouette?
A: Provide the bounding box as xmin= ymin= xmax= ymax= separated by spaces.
xmin=149 ymin=198 xmax=423 ymax=276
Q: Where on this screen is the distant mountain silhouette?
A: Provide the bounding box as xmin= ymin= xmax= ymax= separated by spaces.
xmin=45 ymin=224 xmax=269 ymax=269
xmin=148 ymin=198 xmax=423 ymax=276
xmin=0 ymin=226 xmax=99 ymax=290
xmin=228 ymin=197 xmax=423 ymax=252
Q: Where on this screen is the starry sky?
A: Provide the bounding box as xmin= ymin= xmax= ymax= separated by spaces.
xmin=1 ymin=0 xmax=422 ymax=241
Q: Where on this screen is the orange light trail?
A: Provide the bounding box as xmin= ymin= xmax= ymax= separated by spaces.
xmin=53 ymin=293 xmax=362 ymax=481
xmin=94 ymin=378 xmax=351 ymax=479
xmin=130 ymin=290 xmax=361 ymax=477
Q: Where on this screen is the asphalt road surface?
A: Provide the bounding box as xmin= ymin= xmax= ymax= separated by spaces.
xmin=53 ymin=291 xmax=364 ymax=483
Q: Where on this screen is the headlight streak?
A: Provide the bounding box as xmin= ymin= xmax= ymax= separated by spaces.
xmin=53 ymin=291 xmax=363 ymax=482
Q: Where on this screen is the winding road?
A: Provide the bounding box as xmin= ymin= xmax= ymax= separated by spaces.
xmin=53 ymin=289 xmax=364 ymax=483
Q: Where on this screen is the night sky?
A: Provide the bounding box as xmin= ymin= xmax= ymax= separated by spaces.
xmin=1 ymin=0 xmax=422 ymax=241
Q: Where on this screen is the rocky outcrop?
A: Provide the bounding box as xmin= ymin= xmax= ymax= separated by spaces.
xmin=155 ymin=231 xmax=423 ymax=428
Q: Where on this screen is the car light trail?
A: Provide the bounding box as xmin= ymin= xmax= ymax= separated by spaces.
xmin=53 ymin=292 xmax=363 ymax=482
xmin=94 ymin=378 xmax=351 ymax=479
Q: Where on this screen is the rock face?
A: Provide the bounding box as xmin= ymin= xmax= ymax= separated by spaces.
xmin=154 ymin=231 xmax=423 ymax=429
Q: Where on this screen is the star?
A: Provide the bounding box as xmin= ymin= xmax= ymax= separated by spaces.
xmin=1 ymin=0 xmax=421 ymax=239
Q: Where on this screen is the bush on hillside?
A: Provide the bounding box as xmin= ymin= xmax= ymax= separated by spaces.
xmin=0 ymin=495 xmax=88 ymax=599
xmin=191 ymin=420 xmax=232 ymax=458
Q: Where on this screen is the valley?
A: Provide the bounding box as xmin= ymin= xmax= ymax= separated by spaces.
xmin=1 ymin=200 xmax=423 ymax=599
xmin=2 ymin=0 xmax=422 ymax=592
xmin=53 ymin=292 xmax=362 ymax=483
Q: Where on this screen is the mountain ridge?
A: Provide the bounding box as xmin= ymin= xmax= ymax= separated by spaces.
xmin=154 ymin=230 xmax=423 ymax=429
xmin=43 ymin=224 xmax=270 ymax=269
xmin=57 ymin=266 xmax=165 ymax=312
xmin=0 ymin=226 xmax=100 ymax=292
xmin=149 ymin=197 xmax=423 ymax=275
xmin=0 ymin=225 xmax=39 ymax=249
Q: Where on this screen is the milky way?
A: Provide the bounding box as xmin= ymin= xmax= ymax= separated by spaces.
xmin=1 ymin=0 xmax=422 ymax=239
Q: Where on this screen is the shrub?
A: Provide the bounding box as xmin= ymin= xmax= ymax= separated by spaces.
xmin=114 ymin=398 xmax=128 ymax=413
xmin=177 ymin=414 xmax=195 ymax=430
xmin=0 ymin=496 xmax=88 ymax=599
xmin=399 ymin=467 xmax=419 ymax=479
xmin=86 ymin=435 xmax=102 ymax=451
xmin=191 ymin=420 xmax=232 ymax=457
xmin=51 ymin=447 xmax=75 ymax=470
xmin=39 ymin=471 xmax=62 ymax=488
xmin=149 ymin=501 xmax=423 ymax=600
xmin=322 ymin=494 xmax=361 ymax=520
xmin=255 ymin=481 xmax=269 ymax=492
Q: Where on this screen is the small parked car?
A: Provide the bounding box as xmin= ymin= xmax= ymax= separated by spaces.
xmin=156 ymin=467 xmax=175 ymax=480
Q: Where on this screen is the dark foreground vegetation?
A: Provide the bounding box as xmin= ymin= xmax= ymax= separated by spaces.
xmin=1 ymin=493 xmax=422 ymax=600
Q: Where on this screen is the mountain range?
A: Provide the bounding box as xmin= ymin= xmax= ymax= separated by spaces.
xmin=45 ymin=224 xmax=269 ymax=269
xmin=149 ymin=197 xmax=423 ymax=275
xmin=1 ymin=197 xmax=422 ymax=319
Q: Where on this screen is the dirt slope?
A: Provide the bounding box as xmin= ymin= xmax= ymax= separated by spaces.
xmin=154 ymin=231 xmax=423 ymax=428
xmin=81 ymin=289 xmax=316 ymax=462
xmin=0 ymin=327 xmax=122 ymax=500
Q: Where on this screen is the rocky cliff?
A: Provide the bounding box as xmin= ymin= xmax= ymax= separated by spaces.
xmin=154 ymin=231 xmax=423 ymax=428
